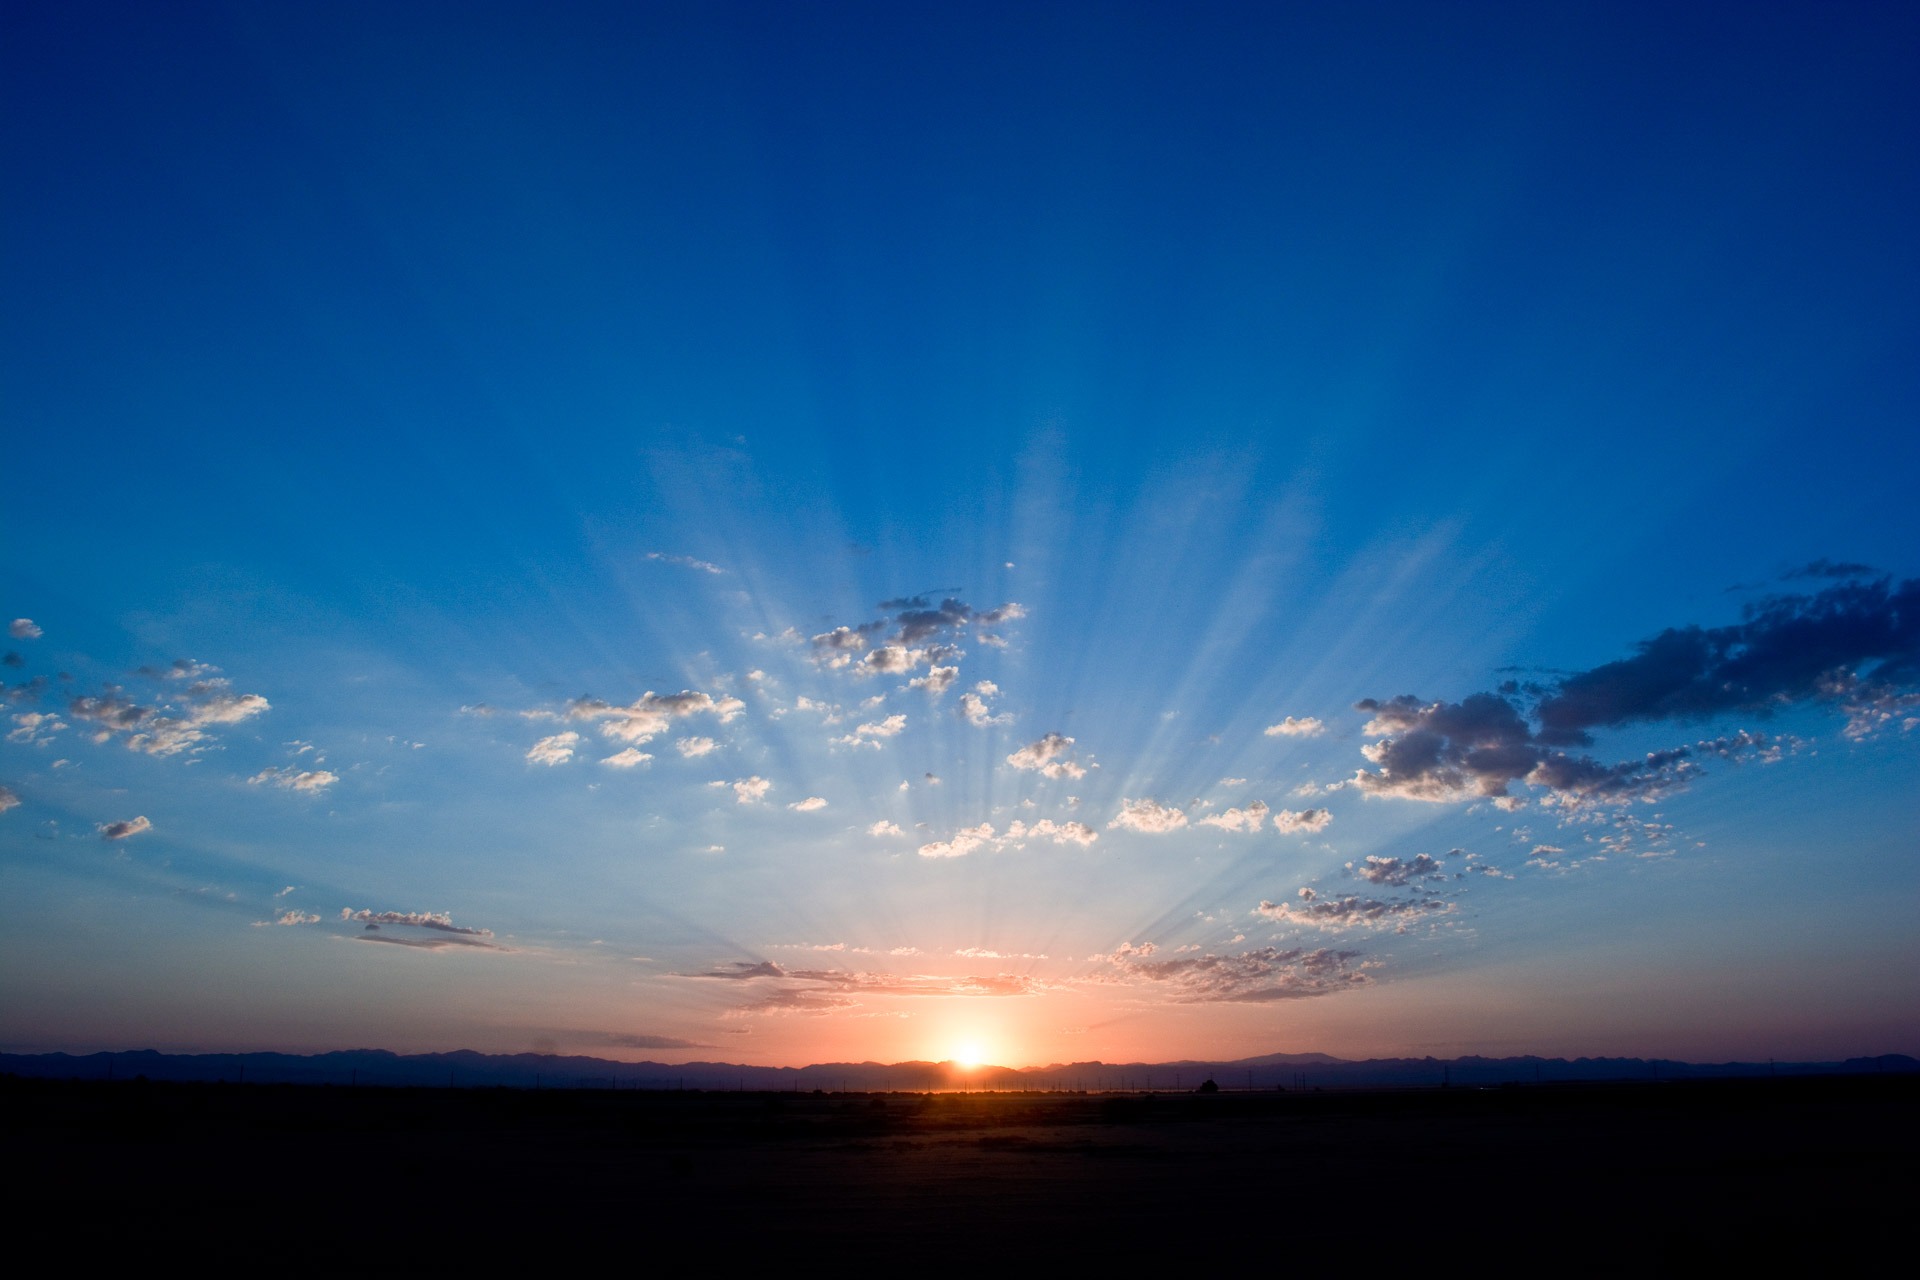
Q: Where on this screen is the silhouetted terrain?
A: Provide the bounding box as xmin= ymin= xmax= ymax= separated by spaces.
xmin=7 ymin=1072 xmax=1911 ymax=1268
xmin=3 ymin=1045 xmax=1912 ymax=1089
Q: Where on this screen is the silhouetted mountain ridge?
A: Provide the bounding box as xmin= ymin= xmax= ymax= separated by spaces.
xmin=3 ymin=1047 xmax=1913 ymax=1090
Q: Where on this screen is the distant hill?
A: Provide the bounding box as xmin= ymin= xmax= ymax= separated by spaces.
xmin=2 ymin=1047 xmax=1913 ymax=1091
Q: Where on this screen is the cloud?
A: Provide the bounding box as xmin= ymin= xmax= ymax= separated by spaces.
xmin=809 ymin=596 xmax=1025 ymax=676
xmin=67 ymin=666 xmax=271 ymax=758
xmin=563 ymin=689 xmax=743 ymax=744
xmin=1272 ymin=807 xmax=1332 ymax=834
xmin=1108 ymin=797 xmax=1187 ymax=833
xmin=675 ymin=736 xmax=718 ymax=758
xmin=959 ymin=681 xmax=1011 ymax=727
xmin=908 ymin=665 xmax=958 ymax=695
xmin=1532 ymin=578 xmax=1920 ymax=744
xmin=1005 ymin=818 xmax=1099 ymax=847
xmin=1255 ymin=890 xmax=1453 ymax=933
xmin=8 ymin=711 xmax=66 ymax=744
xmin=0 ymin=785 xmax=21 ymax=814
xmin=836 ymin=713 xmax=906 ymax=747
xmin=1096 ymin=944 xmax=1372 ymax=1003
xmin=10 ymin=619 xmax=42 ymax=640
xmin=1199 ymin=800 xmax=1269 ymax=832
xmin=1348 ymin=854 xmax=1445 ymax=886
xmin=526 ymin=732 xmax=580 ymax=766
xmin=788 ymin=796 xmax=827 ymax=812
xmin=731 ymin=776 xmax=771 ymax=804
xmin=1349 ymin=578 xmax=1920 ymax=808
xmin=599 ymin=748 xmax=652 ymax=768
xmin=254 ymin=909 xmax=320 ymax=926
xmin=99 ymin=815 xmax=152 ymax=840
xmin=1265 ymin=716 xmax=1325 ymax=738
xmin=248 ymin=767 xmax=339 ymax=794
xmin=918 ymin=822 xmax=997 ymax=859
xmin=646 ymin=551 xmax=724 ymax=574
xmin=1783 ymin=558 xmax=1875 ymax=580
xmin=596 ymin=1032 xmax=714 ymax=1049
xmin=868 ymin=820 xmax=903 ymax=837
xmin=708 ymin=960 xmax=1050 ymax=1015
xmin=1006 ymin=732 xmax=1085 ymax=779
xmin=341 ymin=908 xmax=494 ymax=937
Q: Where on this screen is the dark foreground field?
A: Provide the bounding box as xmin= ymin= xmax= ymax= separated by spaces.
xmin=8 ymin=1073 xmax=1913 ymax=1268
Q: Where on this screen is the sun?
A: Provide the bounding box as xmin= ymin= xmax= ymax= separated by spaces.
xmin=953 ymin=1041 xmax=985 ymax=1068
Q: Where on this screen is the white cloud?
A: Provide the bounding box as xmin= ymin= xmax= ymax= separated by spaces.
xmin=867 ymin=820 xmax=903 ymax=837
xmin=731 ymin=776 xmax=771 ymax=804
xmin=599 ymin=748 xmax=653 ymax=768
xmin=8 ymin=711 xmax=66 ymax=744
xmin=908 ymin=665 xmax=958 ymax=695
xmin=1273 ymin=807 xmax=1333 ymax=834
xmin=788 ymin=796 xmax=828 ymax=812
xmin=1006 ymin=732 xmax=1085 ymax=779
xmin=645 ymin=551 xmax=724 ymax=574
xmin=255 ymin=909 xmax=320 ymax=927
xmin=9 ymin=619 xmax=42 ymax=640
xmin=917 ymin=816 xmax=1098 ymax=857
xmin=67 ymin=669 xmax=271 ymax=758
xmin=99 ymin=815 xmax=152 ymax=841
xmin=526 ymin=732 xmax=580 ymax=766
xmin=1199 ymin=800 xmax=1269 ymax=832
xmin=1108 ymin=797 xmax=1187 ymax=833
xmin=248 ymin=766 xmax=339 ymax=794
xmin=0 ymin=784 xmax=19 ymax=814
xmin=836 ymin=713 xmax=907 ymax=747
xmin=676 ymin=736 xmax=718 ymax=758
xmin=959 ymin=680 xmax=1011 ymax=727
xmin=1265 ymin=716 xmax=1325 ymax=737
xmin=564 ymin=689 xmax=739 ymax=744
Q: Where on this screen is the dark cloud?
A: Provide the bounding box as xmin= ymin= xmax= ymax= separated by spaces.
xmin=1353 ymin=579 xmax=1916 ymax=807
xmin=1534 ymin=578 xmax=1918 ymax=745
xmin=1348 ymin=854 xmax=1445 ymax=887
xmin=1256 ymin=890 xmax=1454 ymax=932
xmin=355 ymin=933 xmax=501 ymax=950
xmin=596 ymin=1032 xmax=713 ymax=1049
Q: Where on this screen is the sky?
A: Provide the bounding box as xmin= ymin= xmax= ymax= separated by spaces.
xmin=3 ymin=1 xmax=1917 ymax=1069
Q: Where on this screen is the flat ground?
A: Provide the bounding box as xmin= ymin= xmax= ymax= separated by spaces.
xmin=7 ymin=1074 xmax=1912 ymax=1268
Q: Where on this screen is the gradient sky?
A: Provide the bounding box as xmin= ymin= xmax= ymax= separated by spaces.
xmin=4 ymin=1 xmax=1917 ymax=1068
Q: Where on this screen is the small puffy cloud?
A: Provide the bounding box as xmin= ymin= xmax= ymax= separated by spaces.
xmin=1348 ymin=854 xmax=1444 ymax=886
xmin=1006 ymin=732 xmax=1084 ymax=779
xmin=1108 ymin=797 xmax=1187 ymax=833
xmin=731 ymin=776 xmax=771 ymax=804
xmin=675 ymin=736 xmax=718 ymax=758
xmin=564 ymin=689 xmax=739 ymax=744
xmin=0 ymin=784 xmax=20 ymax=814
xmin=909 ymin=665 xmax=958 ymax=696
xmin=836 ymin=713 xmax=907 ymax=747
xmin=67 ymin=667 xmax=271 ymax=758
xmin=868 ymin=820 xmax=903 ymax=837
xmin=10 ymin=619 xmax=42 ymax=640
xmin=255 ymin=909 xmax=320 ymax=927
xmin=8 ymin=711 xmax=66 ymax=744
xmin=99 ymin=815 xmax=153 ymax=841
xmin=1265 ymin=716 xmax=1325 ymax=738
xmin=1272 ymin=807 xmax=1332 ymax=834
xmin=249 ymin=767 xmax=339 ymax=794
xmin=919 ymin=822 xmax=997 ymax=859
xmin=526 ymin=732 xmax=580 ymax=766
xmin=1006 ymin=818 xmax=1098 ymax=847
xmin=788 ymin=796 xmax=828 ymax=812
xmin=959 ymin=681 xmax=1010 ymax=727
xmin=1199 ymin=800 xmax=1269 ymax=833
xmin=599 ymin=748 xmax=652 ymax=768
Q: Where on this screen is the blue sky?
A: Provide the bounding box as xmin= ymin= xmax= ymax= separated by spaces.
xmin=4 ymin=1 xmax=1916 ymax=1067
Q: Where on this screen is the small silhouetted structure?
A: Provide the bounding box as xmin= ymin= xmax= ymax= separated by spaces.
xmin=1196 ymin=1078 xmax=1219 ymax=1094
